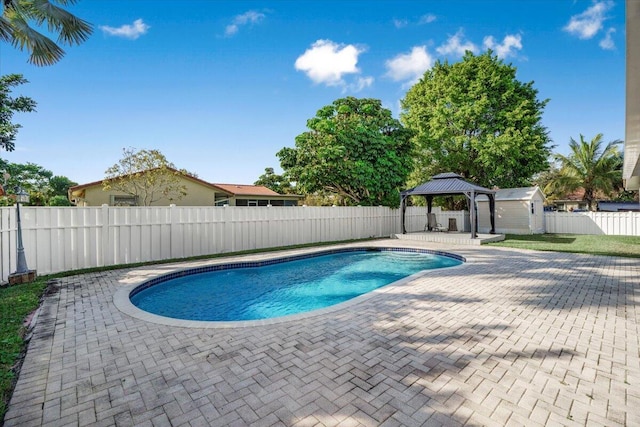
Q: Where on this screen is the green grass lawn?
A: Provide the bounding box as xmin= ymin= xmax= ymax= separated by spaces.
xmin=0 ymin=280 xmax=47 ymax=420
xmin=488 ymin=233 xmax=640 ymax=258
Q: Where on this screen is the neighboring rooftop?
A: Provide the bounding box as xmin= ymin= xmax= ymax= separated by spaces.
xmin=597 ymin=200 xmax=640 ymax=212
xmin=212 ymin=183 xmax=282 ymax=197
xmin=68 ymin=167 xmax=296 ymax=197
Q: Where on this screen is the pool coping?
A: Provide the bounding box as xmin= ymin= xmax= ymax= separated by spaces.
xmin=113 ymin=242 xmax=469 ymax=329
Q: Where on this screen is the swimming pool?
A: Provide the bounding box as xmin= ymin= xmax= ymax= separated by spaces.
xmin=128 ymin=247 xmax=463 ymax=323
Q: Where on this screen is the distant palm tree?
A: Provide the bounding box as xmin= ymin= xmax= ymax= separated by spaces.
xmin=0 ymin=0 xmax=92 ymax=66
xmin=549 ymin=134 xmax=622 ymax=211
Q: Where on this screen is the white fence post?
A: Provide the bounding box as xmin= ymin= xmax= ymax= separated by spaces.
xmin=169 ymin=204 xmax=178 ymax=259
xmin=101 ymin=204 xmax=109 ymax=267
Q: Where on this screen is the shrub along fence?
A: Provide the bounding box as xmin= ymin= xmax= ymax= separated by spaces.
xmin=1 ymin=206 xmax=638 ymax=283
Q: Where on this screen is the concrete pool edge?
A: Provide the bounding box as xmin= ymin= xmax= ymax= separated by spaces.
xmin=113 ymin=242 xmax=469 ymax=329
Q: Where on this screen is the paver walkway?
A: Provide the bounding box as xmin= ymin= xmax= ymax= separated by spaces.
xmin=4 ymin=240 xmax=639 ymax=426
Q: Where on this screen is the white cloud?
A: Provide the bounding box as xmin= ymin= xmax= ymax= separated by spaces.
xmin=393 ymin=19 xmax=408 ymax=29
xmin=294 ymin=40 xmax=366 ymax=87
xmin=563 ymin=1 xmax=614 ymax=39
xmin=100 ymin=19 xmax=150 ymax=40
xmin=436 ymin=29 xmax=478 ymax=57
xmin=393 ymin=14 xmax=435 ymax=29
xmin=347 ymin=76 xmax=375 ymax=93
xmin=599 ymin=27 xmax=616 ymax=49
xmin=419 ymin=14 xmax=437 ymax=24
xmin=385 ymin=46 xmax=434 ymax=84
xmin=225 ymin=10 xmax=266 ymax=37
xmin=483 ymin=34 xmax=523 ymax=58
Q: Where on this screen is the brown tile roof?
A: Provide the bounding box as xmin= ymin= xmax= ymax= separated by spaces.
xmin=212 ymin=183 xmax=281 ymax=196
xmin=563 ymin=188 xmax=585 ymax=201
xmin=556 ymin=188 xmax=608 ymax=202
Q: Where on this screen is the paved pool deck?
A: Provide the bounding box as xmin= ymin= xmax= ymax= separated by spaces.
xmin=4 ymin=240 xmax=639 ymax=427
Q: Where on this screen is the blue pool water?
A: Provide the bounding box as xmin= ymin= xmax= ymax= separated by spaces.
xmin=130 ymin=248 xmax=462 ymax=321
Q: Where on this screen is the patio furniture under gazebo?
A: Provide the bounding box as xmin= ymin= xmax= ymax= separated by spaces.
xmin=400 ymin=173 xmax=496 ymax=238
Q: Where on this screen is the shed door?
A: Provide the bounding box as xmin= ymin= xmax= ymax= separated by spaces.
xmin=530 ymin=199 xmax=544 ymax=233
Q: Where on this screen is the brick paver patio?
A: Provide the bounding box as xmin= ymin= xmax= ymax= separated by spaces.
xmin=4 ymin=240 xmax=639 ymax=426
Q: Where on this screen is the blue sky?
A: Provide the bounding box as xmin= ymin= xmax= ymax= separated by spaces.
xmin=0 ymin=0 xmax=626 ymax=186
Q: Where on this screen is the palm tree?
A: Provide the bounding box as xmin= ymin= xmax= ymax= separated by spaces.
xmin=548 ymin=134 xmax=623 ymax=211
xmin=0 ymin=0 xmax=92 ymax=66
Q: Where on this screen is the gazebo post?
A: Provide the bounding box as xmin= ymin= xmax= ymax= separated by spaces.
xmin=489 ymin=194 xmax=496 ymax=234
xmin=470 ymin=190 xmax=477 ymax=239
xmin=400 ymin=194 xmax=407 ymax=234
xmin=426 ymin=195 xmax=433 ymax=231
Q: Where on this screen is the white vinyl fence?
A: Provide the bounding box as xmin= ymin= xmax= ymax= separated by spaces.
xmin=0 ymin=205 xmax=401 ymax=283
xmin=544 ymin=212 xmax=640 ymax=236
xmin=3 ymin=206 xmax=638 ymax=283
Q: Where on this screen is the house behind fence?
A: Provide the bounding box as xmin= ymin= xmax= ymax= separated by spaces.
xmin=68 ymin=172 xmax=303 ymax=207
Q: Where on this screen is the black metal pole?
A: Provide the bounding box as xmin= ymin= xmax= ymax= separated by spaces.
xmin=15 ymin=200 xmax=29 ymax=273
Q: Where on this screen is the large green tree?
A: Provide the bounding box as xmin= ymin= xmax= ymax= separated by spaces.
xmin=0 ymin=158 xmax=76 ymax=205
xmin=1 ymin=0 xmax=92 ymax=66
xmin=547 ymin=134 xmax=622 ymax=211
xmin=401 ymin=50 xmax=552 ymax=189
xmin=48 ymin=174 xmax=76 ymax=197
xmin=103 ymin=148 xmax=189 ymax=206
xmin=1 ymin=74 xmax=36 ymax=152
xmin=254 ymin=167 xmax=293 ymax=194
xmin=277 ymin=97 xmax=413 ymax=208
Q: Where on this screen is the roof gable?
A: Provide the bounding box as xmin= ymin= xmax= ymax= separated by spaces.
xmin=68 ymin=168 xmax=296 ymax=198
xmin=69 ymin=167 xmax=223 ymax=193
xmin=476 ymin=186 xmax=546 ymax=202
xmin=495 ymin=186 xmax=545 ymax=201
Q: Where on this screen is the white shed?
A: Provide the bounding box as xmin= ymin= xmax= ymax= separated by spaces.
xmin=477 ymin=187 xmax=546 ymax=234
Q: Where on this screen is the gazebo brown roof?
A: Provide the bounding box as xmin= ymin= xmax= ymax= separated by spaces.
xmin=400 ymin=173 xmax=496 ymax=238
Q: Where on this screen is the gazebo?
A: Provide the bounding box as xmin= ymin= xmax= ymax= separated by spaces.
xmin=400 ymin=173 xmax=496 ymax=238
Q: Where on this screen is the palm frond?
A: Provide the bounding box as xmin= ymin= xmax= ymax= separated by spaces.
xmin=2 ymin=0 xmax=91 ymax=65
xmin=554 ymin=133 xmax=624 ymax=208
xmin=31 ymin=0 xmax=92 ymax=45
xmin=8 ymin=13 xmax=64 ymax=65
xmin=47 ymin=0 xmax=82 ymax=5
xmin=0 ymin=16 xmax=13 ymax=42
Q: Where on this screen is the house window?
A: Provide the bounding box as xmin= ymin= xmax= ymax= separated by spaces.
xmin=235 ymin=199 xmax=260 ymax=206
xmin=111 ymin=195 xmax=138 ymax=206
xmin=232 ymin=198 xmax=296 ymax=207
xmin=214 ymin=195 xmax=229 ymax=206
